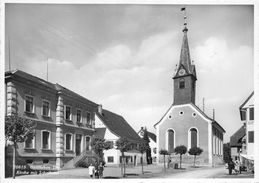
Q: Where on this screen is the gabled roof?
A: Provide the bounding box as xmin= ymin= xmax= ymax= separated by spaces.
xmin=230 ymin=125 xmax=246 ymax=147
xmin=239 ymin=91 xmax=254 ymax=110
xmin=55 ymin=84 xmax=97 ymax=107
xmin=5 ymin=69 xmax=98 ymax=107
xmin=96 ymin=109 xmax=143 ymax=143
xmin=5 ymin=69 xmax=56 ymax=90
xmin=154 ymin=103 xmax=225 ymax=133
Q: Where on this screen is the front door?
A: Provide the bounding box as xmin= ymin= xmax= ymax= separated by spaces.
xmin=76 ymin=134 xmax=82 ymax=156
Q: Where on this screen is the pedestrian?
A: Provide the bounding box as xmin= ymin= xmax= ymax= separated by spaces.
xmin=88 ymin=164 xmax=95 ymax=179
xmin=234 ymin=157 xmax=241 ymax=174
xmin=94 ymin=162 xmax=99 ymax=179
xmin=228 ymin=158 xmax=235 ymax=175
xmin=98 ymin=162 xmax=104 ymax=179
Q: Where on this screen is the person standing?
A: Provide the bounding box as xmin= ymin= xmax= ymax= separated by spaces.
xmin=234 ymin=158 xmax=241 ymax=174
xmin=228 ymin=158 xmax=234 ymax=175
xmin=98 ymin=162 xmax=104 ymax=179
xmin=88 ymin=164 xmax=95 ymax=179
xmin=94 ymin=161 xmax=99 ymax=179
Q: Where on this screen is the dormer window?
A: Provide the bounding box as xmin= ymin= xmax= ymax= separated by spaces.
xmin=179 ymin=78 xmax=185 ymax=89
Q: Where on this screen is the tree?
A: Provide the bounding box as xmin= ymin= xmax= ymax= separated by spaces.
xmin=174 ymin=145 xmax=187 ymax=169
xmin=91 ymin=137 xmax=112 ymax=163
xmin=138 ymin=142 xmax=148 ymax=174
xmin=116 ymin=137 xmax=133 ymax=177
xmin=159 ymin=149 xmax=169 ymax=172
xmin=188 ymin=146 xmax=203 ymax=167
xmin=5 ymin=115 xmax=36 ymax=179
xmin=223 ymin=143 xmax=231 ymax=163
xmin=142 ymin=127 xmax=152 ymax=164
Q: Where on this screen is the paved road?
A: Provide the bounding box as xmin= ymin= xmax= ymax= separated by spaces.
xmin=13 ymin=164 xmax=254 ymax=179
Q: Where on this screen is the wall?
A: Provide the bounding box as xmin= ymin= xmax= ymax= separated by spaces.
xmin=157 ymin=105 xmax=209 ymax=164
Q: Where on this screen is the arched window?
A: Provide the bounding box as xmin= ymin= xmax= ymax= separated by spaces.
xmin=167 ymin=129 xmax=175 ymax=153
xmin=179 ymin=78 xmax=185 ymax=89
xmin=188 ymin=127 xmax=199 ymax=150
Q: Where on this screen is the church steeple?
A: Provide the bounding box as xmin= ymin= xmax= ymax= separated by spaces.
xmin=173 ymin=8 xmax=197 ymax=105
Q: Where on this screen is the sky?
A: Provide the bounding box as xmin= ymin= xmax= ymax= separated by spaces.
xmin=4 ymin=4 xmax=254 ymax=142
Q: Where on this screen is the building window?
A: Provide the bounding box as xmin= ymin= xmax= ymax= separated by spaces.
xmin=43 ymin=159 xmax=49 ymax=164
xmin=24 ymin=132 xmax=35 ymax=149
xmin=188 ymin=128 xmax=198 ymax=150
xmin=248 ymin=131 xmax=254 ymax=143
xmin=25 ymin=95 xmax=34 ymax=113
xmin=76 ymin=109 xmax=82 ymax=123
xmin=65 ymin=105 xmax=72 ymax=120
xmin=42 ymin=131 xmax=51 ymax=149
xmin=85 ymin=136 xmax=91 ymax=151
xmin=179 ymin=78 xmax=185 ymax=89
xmin=86 ymin=112 xmax=91 ymax=124
xmin=42 ymin=100 xmax=50 ymax=117
xmin=249 ymin=107 xmax=254 ymax=120
xmin=65 ymin=134 xmax=73 ymax=150
xmin=108 ymin=156 xmax=114 ymax=163
xmin=167 ymin=129 xmax=175 ymax=153
xmin=241 ymin=110 xmax=246 ymax=121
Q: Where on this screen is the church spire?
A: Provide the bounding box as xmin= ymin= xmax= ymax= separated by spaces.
xmin=179 ymin=27 xmax=192 ymax=73
xmin=173 ymin=7 xmax=197 ymax=105
xmin=174 ymin=7 xmax=196 ymax=79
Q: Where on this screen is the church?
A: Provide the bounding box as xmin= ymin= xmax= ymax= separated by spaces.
xmin=154 ymin=17 xmax=225 ymax=166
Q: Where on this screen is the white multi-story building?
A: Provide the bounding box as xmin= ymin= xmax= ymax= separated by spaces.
xmin=239 ymin=92 xmax=254 ymax=168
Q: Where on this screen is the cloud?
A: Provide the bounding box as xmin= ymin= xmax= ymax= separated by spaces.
xmin=193 ymin=37 xmax=253 ymax=74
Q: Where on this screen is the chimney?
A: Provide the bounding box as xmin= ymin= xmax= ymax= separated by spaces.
xmin=98 ymin=104 xmax=102 ymax=114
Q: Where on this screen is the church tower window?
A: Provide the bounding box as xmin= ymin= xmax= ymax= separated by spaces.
xmin=179 ymin=79 xmax=185 ymax=89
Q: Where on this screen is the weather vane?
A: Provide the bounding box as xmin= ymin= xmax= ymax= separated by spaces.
xmin=181 ymin=7 xmax=188 ymax=30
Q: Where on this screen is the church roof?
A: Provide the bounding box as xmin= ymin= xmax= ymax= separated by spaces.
xmin=230 ymin=125 xmax=246 ymax=147
xmin=96 ymin=109 xmax=143 ymax=143
xmin=5 ymin=69 xmax=98 ymax=107
xmin=154 ymin=103 xmax=225 ymax=133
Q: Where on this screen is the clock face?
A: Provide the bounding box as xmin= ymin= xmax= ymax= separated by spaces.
xmin=179 ymin=69 xmax=186 ymax=76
